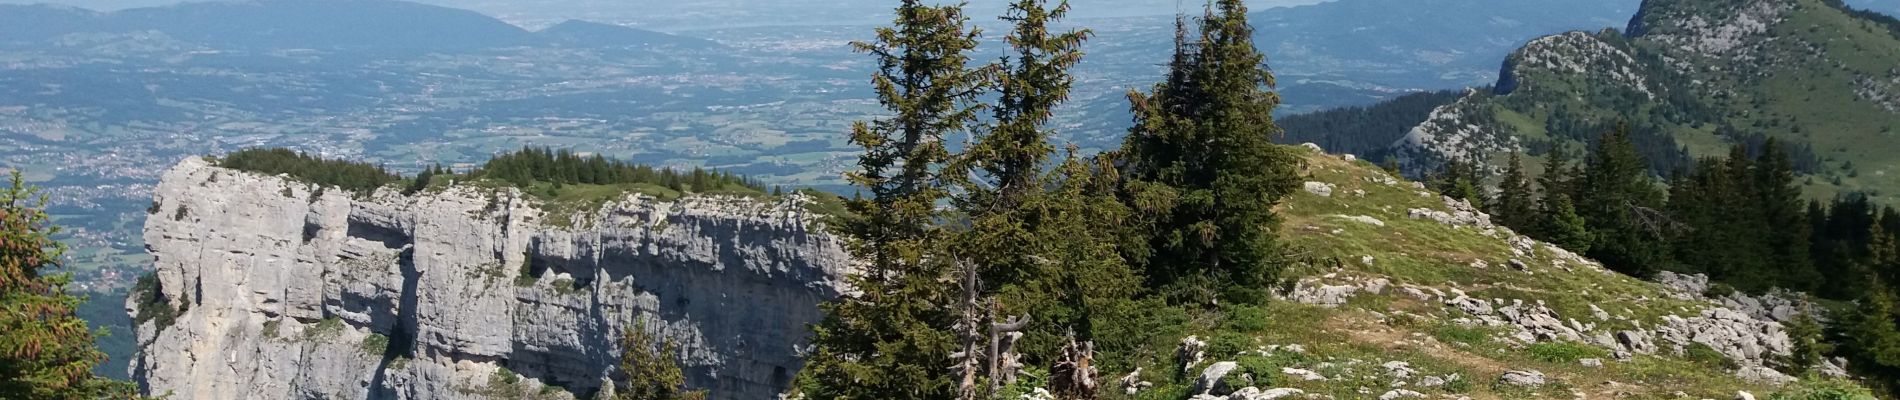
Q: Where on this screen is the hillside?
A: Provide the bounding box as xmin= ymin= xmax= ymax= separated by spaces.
xmin=122 ymin=147 xmax=1881 ymax=399
xmin=1112 ymin=146 xmax=1870 ymax=399
xmin=1361 ymin=0 xmax=1900 ymax=202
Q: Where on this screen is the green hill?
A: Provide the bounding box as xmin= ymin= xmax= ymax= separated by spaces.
xmin=1109 ymin=147 xmax=1874 ymax=399
xmin=1381 ymin=0 xmax=1900 ymax=202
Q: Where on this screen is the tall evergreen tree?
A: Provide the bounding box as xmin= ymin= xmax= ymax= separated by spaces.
xmin=0 ymin=171 xmax=139 ymax=398
xmin=1577 ymin=123 xmax=1671 ymax=277
xmin=1537 ymin=146 xmax=1577 ymax=202
xmin=1538 ymin=194 xmax=1592 ymax=253
xmin=1753 ymin=139 xmax=1819 ymax=292
xmin=1492 ymin=151 xmax=1537 ymax=232
xmin=1116 ymin=0 xmax=1300 ymax=305
xmin=799 ymin=1 xmax=985 ymax=397
xmin=1430 ymin=159 xmax=1485 ymax=205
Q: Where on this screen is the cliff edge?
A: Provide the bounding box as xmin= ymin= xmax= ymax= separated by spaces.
xmin=128 ymin=157 xmax=853 ymax=400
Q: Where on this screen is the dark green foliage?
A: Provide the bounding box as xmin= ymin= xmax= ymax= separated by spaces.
xmin=1576 ymin=123 xmax=1671 ymax=278
xmin=466 ymin=147 xmax=763 ymax=194
xmin=1491 ymin=152 xmax=1537 ymax=231
xmin=0 ymin=171 xmax=141 ymax=399
xmin=1116 ymin=0 xmax=1301 ymax=306
xmin=1535 ymin=194 xmax=1593 ymax=255
xmin=610 ymin=318 xmax=706 ymax=400
xmin=1665 ymin=140 xmax=1818 ymax=293
xmin=1840 ymin=279 xmax=1900 ymax=392
xmin=1276 ymin=89 xmax=1464 ymax=158
xmin=1787 ymin=313 xmax=1831 ymax=375
xmin=797 ymin=0 xmax=983 ymax=397
xmin=130 ymin=272 xmax=177 ymax=331
xmin=1430 ymin=159 xmax=1486 ymax=205
xmin=220 ymin=148 xmax=401 ymax=194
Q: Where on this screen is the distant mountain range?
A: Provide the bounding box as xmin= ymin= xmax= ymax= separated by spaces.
xmin=0 ymin=0 xmax=715 ymax=52
xmin=1341 ymin=0 xmax=1900 ymax=202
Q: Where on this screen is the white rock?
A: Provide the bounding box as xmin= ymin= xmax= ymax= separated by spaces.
xmin=1499 ymin=370 xmax=1546 ymax=387
xmin=1304 ymin=182 xmax=1336 ymax=197
xmin=1282 ymin=367 xmax=1327 ymax=381
xmin=1380 ymin=389 xmax=1425 ymax=400
xmin=133 ymin=158 xmax=856 ymax=400
xmin=1194 ymin=362 xmax=1241 ymax=395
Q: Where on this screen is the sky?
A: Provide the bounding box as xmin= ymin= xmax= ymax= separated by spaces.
xmin=0 ymin=0 xmax=1339 ymax=30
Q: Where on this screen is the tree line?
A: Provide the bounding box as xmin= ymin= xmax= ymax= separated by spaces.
xmin=796 ymin=0 xmax=1302 ymax=398
xmin=1461 ymin=126 xmax=1900 ymax=393
xmin=463 ymin=147 xmax=766 ymax=194
xmin=218 ymin=147 xmax=767 ymax=197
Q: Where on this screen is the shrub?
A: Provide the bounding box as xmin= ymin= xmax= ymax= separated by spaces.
xmin=361 ymin=333 xmax=390 ymax=356
xmin=1222 ymin=305 xmax=1270 ymax=333
xmin=306 ymin=317 xmax=345 ymax=342
xmin=132 ymin=272 xmax=179 ymax=331
xmin=1204 ymin=331 xmax=1255 ymax=359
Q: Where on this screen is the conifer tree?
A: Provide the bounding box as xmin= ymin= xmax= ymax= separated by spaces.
xmin=0 ymin=171 xmax=139 ymax=398
xmin=799 ymin=1 xmax=985 ymax=398
xmin=610 ymin=318 xmax=706 ymax=400
xmin=1753 ymin=139 xmax=1819 ymax=292
xmin=1538 ymin=146 xmax=1577 ymax=202
xmin=1577 ymin=123 xmax=1671 ymax=277
xmin=1538 ymin=193 xmax=1592 ymax=253
xmin=940 ymin=0 xmax=1145 ymax=379
xmin=1431 ymin=159 xmax=1485 ymax=205
xmin=1492 ymin=151 xmax=1537 ymax=232
xmin=1117 ymin=0 xmax=1300 ymax=305
xmin=1842 ymin=278 xmax=1900 ymax=379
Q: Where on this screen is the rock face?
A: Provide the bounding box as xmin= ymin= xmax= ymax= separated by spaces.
xmin=129 ymin=158 xmax=854 ymax=400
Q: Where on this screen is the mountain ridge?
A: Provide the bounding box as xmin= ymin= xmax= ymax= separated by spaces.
xmin=1368 ymin=0 xmax=1900 ymax=202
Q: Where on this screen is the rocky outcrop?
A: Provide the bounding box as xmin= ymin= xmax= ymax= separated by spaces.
xmin=129 ymin=158 xmax=854 ymax=400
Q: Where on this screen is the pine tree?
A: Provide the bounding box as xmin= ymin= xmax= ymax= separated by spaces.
xmin=1116 ymin=0 xmax=1301 ymax=305
xmin=1538 ymin=146 xmax=1577 ymax=206
xmin=798 ymin=1 xmax=985 ymax=398
xmin=1842 ymin=279 xmax=1900 ymax=376
xmin=1786 ymin=312 xmax=1831 ymax=374
xmin=1753 ymin=139 xmax=1819 ymax=292
xmin=1538 ymin=193 xmax=1592 ymax=254
xmin=1492 ymin=151 xmax=1537 ymax=232
xmin=1431 ymin=159 xmax=1484 ymax=205
xmin=0 ymin=171 xmax=139 ymax=398
xmin=939 ymin=0 xmax=1145 ymax=385
xmin=610 ymin=318 xmax=706 ymax=400
xmin=1577 ymin=123 xmax=1671 ymax=278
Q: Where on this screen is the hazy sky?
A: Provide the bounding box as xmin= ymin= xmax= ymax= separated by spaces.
xmin=0 ymin=0 xmax=1339 ymax=30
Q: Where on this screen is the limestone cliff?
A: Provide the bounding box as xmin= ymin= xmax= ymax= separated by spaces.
xmin=128 ymin=157 xmax=854 ymax=400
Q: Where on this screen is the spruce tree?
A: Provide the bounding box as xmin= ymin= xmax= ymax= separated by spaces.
xmin=1842 ymin=278 xmax=1900 ymax=380
xmin=941 ymin=0 xmax=1145 ymax=375
xmin=1493 ymin=151 xmax=1537 ymax=232
xmin=799 ymin=1 xmax=984 ymax=397
xmin=1117 ymin=0 xmax=1300 ymax=305
xmin=1538 ymin=194 xmax=1592 ymax=254
xmin=1536 ymin=146 xmax=1578 ymax=207
xmin=0 ymin=171 xmax=139 ymax=398
xmin=1577 ymin=123 xmax=1671 ymax=277
xmin=610 ymin=318 xmax=706 ymax=400
xmin=1753 ymin=140 xmax=1819 ymax=292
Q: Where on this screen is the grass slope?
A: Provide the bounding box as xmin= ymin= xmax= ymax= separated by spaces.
xmin=1409 ymin=0 xmax=1900 ymax=202
xmin=1109 ymin=148 xmax=1873 ymax=399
